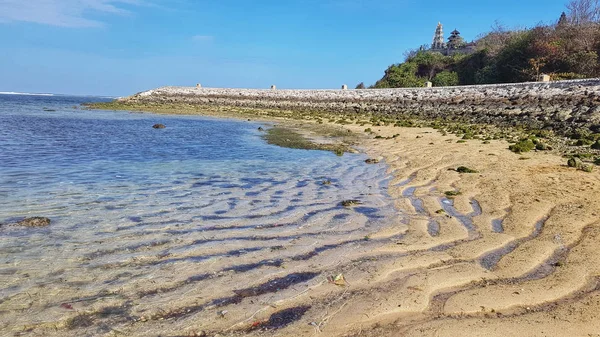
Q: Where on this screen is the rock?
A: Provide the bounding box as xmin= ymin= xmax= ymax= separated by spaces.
xmin=16 ymin=217 xmax=51 ymax=227
xmin=117 ymin=79 xmax=600 ymax=139
xmin=535 ymin=142 xmax=552 ymax=151
xmin=153 ymin=124 xmax=166 ymax=129
xmin=456 ymin=166 xmax=479 ymax=173
xmin=582 ymin=164 xmax=594 ymax=172
xmin=365 ymin=159 xmax=380 ymax=164
xmin=341 ymin=200 xmax=362 ymax=207
xmin=568 ymin=157 xmax=583 ymax=168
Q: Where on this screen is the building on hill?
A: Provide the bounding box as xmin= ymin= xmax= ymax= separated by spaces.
xmin=431 ymin=22 xmax=446 ymax=50
xmin=447 ymin=29 xmax=465 ymax=48
xmin=430 ymin=22 xmax=476 ymax=56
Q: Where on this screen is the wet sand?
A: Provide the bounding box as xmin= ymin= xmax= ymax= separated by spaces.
xmin=314 ymin=124 xmax=600 ymax=337
xmin=3 ymin=107 xmax=600 ymax=337
xmin=212 ymin=120 xmax=600 ymax=337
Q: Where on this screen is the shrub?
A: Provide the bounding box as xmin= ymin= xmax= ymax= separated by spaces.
xmin=550 ymin=72 xmax=586 ymax=80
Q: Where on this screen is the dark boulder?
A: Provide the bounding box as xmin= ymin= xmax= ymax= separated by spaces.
xmin=153 ymin=124 xmax=166 ymax=129
xmin=365 ymin=159 xmax=380 ymax=164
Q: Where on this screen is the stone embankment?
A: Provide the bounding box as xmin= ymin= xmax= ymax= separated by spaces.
xmin=121 ymin=79 xmax=600 ymax=134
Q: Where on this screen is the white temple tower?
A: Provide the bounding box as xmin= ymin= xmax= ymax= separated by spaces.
xmin=431 ymin=22 xmax=446 ymax=50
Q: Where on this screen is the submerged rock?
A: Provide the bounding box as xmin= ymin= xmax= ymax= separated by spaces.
xmin=16 ymin=217 xmax=51 ymax=227
xmin=153 ymin=124 xmax=166 ymax=129
xmin=341 ymin=200 xmax=362 ymax=207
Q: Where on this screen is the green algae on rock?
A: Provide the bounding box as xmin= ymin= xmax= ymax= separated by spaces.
xmin=262 ymin=126 xmax=351 ymax=155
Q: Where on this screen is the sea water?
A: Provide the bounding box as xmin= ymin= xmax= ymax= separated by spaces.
xmin=0 ymin=94 xmax=398 ymax=335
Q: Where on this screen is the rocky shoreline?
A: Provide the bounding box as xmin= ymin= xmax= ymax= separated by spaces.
xmin=119 ymin=79 xmax=600 ymax=135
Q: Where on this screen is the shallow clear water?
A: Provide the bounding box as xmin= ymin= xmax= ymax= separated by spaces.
xmin=0 ymin=94 xmax=398 ymax=335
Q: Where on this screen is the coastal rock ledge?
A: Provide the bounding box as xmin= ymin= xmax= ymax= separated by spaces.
xmin=121 ymin=78 xmax=600 ymax=134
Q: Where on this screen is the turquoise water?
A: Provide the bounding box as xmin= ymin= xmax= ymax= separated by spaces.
xmin=0 ymin=94 xmax=398 ymax=335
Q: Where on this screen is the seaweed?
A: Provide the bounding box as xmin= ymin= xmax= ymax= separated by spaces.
xmin=509 ymin=139 xmax=535 ymax=153
xmin=456 ymin=166 xmax=478 ymax=173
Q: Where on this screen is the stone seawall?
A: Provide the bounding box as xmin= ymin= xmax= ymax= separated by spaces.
xmin=121 ymin=79 xmax=600 ymax=133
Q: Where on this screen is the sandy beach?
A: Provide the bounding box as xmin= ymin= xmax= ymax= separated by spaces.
xmin=319 ymin=123 xmax=600 ymax=336
xmin=215 ymin=118 xmax=600 ymax=336
xmin=3 ymin=100 xmax=600 ymax=337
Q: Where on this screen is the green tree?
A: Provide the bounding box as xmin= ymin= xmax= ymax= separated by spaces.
xmin=475 ymin=64 xmax=499 ymax=84
xmin=373 ymin=62 xmax=426 ymax=88
xmin=494 ymin=30 xmax=535 ymax=82
xmin=557 ymin=11 xmax=569 ymax=27
xmin=432 ymin=71 xmax=460 ymax=86
xmin=455 ymin=51 xmax=489 ymax=84
xmin=411 ymin=51 xmax=448 ymax=80
xmin=566 ymin=50 xmax=598 ymax=75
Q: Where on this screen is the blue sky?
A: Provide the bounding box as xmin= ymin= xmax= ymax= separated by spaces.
xmin=0 ymin=0 xmax=568 ymax=96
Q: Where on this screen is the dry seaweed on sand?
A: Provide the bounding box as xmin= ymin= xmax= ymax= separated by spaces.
xmin=327 ymin=273 xmax=347 ymax=287
xmin=456 ymin=166 xmax=478 ymax=173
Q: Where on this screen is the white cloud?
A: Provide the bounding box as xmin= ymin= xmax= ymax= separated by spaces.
xmin=0 ymin=0 xmax=145 ymax=27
